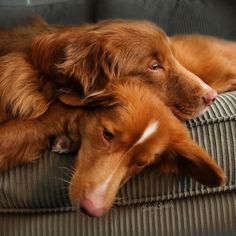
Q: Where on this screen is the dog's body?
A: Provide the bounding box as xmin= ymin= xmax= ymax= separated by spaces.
xmin=0 ymin=18 xmax=55 ymax=120
xmin=0 ymin=78 xmax=226 ymax=217
xmin=170 ymin=35 xmax=236 ymax=93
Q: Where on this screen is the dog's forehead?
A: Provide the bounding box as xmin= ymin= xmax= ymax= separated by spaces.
xmin=113 ymin=105 xmax=161 ymax=146
xmin=98 ymin=20 xmax=166 ymax=42
xmin=134 ymin=121 xmax=159 ymax=146
xmin=95 ymin=21 xmax=170 ymax=65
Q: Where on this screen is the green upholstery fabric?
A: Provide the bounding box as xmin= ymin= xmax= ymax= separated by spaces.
xmin=0 ymin=0 xmax=94 ymax=27
xmin=1 ymin=1 xmax=236 ymax=40
xmin=1 ymin=191 xmax=236 ymax=236
xmin=95 ymin=0 xmax=236 ymax=40
xmin=0 ymin=91 xmax=235 ymax=213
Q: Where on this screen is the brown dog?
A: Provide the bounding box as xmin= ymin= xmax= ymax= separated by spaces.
xmin=0 ymin=78 xmax=226 ymax=217
xmin=0 ymin=17 xmax=216 ymax=122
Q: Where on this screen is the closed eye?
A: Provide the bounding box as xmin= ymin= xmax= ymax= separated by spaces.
xmin=103 ymin=128 xmax=114 ymax=143
xmin=135 ymin=163 xmax=146 ymax=168
xmin=134 ymin=160 xmax=147 ymax=168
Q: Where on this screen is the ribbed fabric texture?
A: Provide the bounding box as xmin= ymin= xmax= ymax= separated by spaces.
xmin=0 ymin=91 xmax=235 ymax=213
xmin=95 ymin=0 xmax=236 ymax=40
xmin=1 ymin=191 xmax=236 ymax=236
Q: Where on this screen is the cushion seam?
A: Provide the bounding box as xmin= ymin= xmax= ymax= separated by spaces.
xmin=0 ymin=185 xmax=235 ymax=214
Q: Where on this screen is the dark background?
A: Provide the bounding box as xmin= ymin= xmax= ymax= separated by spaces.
xmin=0 ymin=0 xmax=236 ymax=40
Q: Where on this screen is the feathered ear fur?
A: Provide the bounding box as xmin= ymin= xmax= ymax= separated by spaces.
xmin=156 ymin=137 xmax=226 ymax=187
xmin=31 ymin=28 xmax=114 ymax=96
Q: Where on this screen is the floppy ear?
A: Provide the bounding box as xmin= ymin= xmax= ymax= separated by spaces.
xmin=31 ymin=29 xmax=110 ymax=95
xmin=157 ymin=138 xmax=226 ymax=187
xmin=58 ymin=90 xmax=119 ymax=109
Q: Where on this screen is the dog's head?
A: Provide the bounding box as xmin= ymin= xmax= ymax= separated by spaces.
xmin=59 ymin=78 xmax=226 ymax=217
xmin=32 ymin=19 xmax=217 ymax=120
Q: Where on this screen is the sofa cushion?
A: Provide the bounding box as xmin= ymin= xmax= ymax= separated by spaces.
xmin=95 ymin=0 xmax=236 ymax=40
xmin=0 ymin=0 xmax=94 ymax=28
xmin=1 ymin=191 xmax=236 ymax=236
xmin=1 ymin=0 xmax=236 ymax=40
xmin=0 ymin=91 xmax=235 ymax=213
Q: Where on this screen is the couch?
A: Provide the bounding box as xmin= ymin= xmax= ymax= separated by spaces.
xmin=0 ymin=1 xmax=235 ymax=235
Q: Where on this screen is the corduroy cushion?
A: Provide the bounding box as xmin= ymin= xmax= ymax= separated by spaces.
xmin=95 ymin=0 xmax=236 ymax=40
xmin=1 ymin=191 xmax=236 ymax=236
xmin=0 ymin=91 xmax=235 ymax=213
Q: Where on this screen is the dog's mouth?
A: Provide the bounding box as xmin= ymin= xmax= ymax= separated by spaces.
xmin=174 ymin=103 xmax=193 ymax=115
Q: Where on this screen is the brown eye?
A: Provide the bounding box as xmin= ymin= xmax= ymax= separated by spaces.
xmin=148 ymin=61 xmax=163 ymax=71
xmin=103 ymin=128 xmax=114 ymax=142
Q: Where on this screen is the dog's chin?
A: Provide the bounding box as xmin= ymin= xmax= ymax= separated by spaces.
xmin=172 ymin=106 xmax=209 ymax=121
xmin=191 ymin=106 xmax=209 ymax=119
